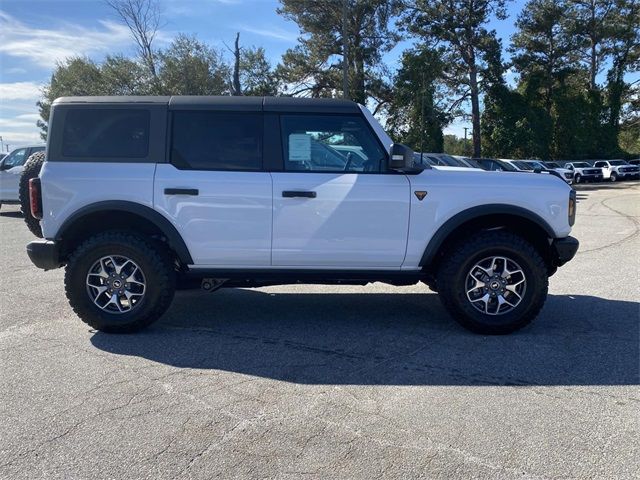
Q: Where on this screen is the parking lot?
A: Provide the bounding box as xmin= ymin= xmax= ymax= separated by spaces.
xmin=0 ymin=182 xmax=638 ymax=479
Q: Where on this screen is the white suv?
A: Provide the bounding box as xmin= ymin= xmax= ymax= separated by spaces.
xmin=593 ymin=160 xmax=640 ymax=182
xmin=25 ymin=96 xmax=579 ymax=335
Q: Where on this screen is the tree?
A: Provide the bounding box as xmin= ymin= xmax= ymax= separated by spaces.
xmin=604 ymin=0 xmax=639 ymax=135
xmin=240 ymin=47 xmax=280 ymax=96
xmin=567 ymin=0 xmax=617 ymax=90
xmin=105 ymin=0 xmax=161 ymax=87
xmin=157 ymin=35 xmax=230 ymax=95
xmin=231 ymin=32 xmax=242 ymax=96
xmin=511 ymin=0 xmax=581 ymax=116
xmin=277 ymin=0 xmax=399 ymax=106
xmin=385 ymin=47 xmax=449 ymax=152
xmin=401 ymin=0 xmax=508 ymax=158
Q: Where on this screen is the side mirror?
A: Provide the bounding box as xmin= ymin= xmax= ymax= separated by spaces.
xmin=389 ymin=143 xmax=419 ymax=171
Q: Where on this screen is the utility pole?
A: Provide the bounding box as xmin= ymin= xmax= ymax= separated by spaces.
xmin=342 ymin=0 xmax=349 ymax=100
xmin=463 ymin=127 xmax=469 ymax=157
xmin=0 ymin=136 xmax=3 ymax=152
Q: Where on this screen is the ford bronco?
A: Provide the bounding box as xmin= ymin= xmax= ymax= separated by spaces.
xmin=26 ymin=96 xmax=579 ymax=334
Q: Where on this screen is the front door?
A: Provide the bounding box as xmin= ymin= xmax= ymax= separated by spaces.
xmin=271 ymin=114 xmax=411 ymax=268
xmin=0 ymin=147 xmax=29 ymax=201
xmin=154 ymin=110 xmax=272 ymax=267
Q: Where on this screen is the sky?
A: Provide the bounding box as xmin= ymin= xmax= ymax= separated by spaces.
xmin=0 ymin=0 xmax=564 ymax=150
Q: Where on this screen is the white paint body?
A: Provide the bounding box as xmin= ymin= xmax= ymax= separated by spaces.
xmin=0 ymin=164 xmax=24 ymax=202
xmin=593 ymin=161 xmax=639 ymax=180
xmin=39 ymin=160 xmax=573 ymax=270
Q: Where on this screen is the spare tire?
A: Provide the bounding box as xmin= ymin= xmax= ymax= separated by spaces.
xmin=19 ymin=150 xmax=46 ymax=238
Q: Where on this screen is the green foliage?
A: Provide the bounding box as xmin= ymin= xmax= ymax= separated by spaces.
xmin=401 ymin=0 xmax=508 ymax=157
xmin=443 ymin=135 xmax=471 ymax=156
xmin=157 ymin=34 xmax=229 ymax=95
xmin=240 ymin=47 xmax=279 ymax=96
xmin=33 ymin=0 xmax=637 ymax=158
xmin=385 ymin=47 xmax=448 ymax=152
xmin=276 ymin=0 xmax=399 ymax=105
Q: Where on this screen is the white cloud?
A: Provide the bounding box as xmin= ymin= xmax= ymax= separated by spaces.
xmin=0 ymin=11 xmax=134 ymax=68
xmin=238 ymin=24 xmax=298 ymax=42
xmin=0 ymin=131 xmax=42 ymax=148
xmin=0 ymin=81 xmax=42 ymax=101
xmin=4 ymin=67 xmax=28 ymax=75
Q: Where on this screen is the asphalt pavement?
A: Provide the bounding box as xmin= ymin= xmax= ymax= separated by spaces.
xmin=0 ymin=182 xmax=638 ymax=479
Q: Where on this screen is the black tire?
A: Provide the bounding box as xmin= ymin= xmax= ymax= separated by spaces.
xmin=436 ymin=231 xmax=548 ymax=335
xmin=65 ymin=231 xmax=176 ymax=333
xmin=574 ymin=173 xmax=582 ymax=184
xmin=610 ymin=172 xmax=618 ymax=182
xmin=19 ymin=150 xmax=46 ymax=238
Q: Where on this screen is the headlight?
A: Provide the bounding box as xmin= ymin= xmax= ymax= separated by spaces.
xmin=568 ymin=190 xmax=576 ymax=226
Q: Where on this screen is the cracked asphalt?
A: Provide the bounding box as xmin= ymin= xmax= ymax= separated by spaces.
xmin=1 ymin=182 xmax=638 ymax=479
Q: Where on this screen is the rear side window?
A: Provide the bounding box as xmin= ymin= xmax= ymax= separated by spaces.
xmin=62 ymin=109 xmax=150 ymax=158
xmin=171 ymin=111 xmax=262 ymax=171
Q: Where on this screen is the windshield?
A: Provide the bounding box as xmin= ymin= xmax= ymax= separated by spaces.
xmin=609 ymin=160 xmax=627 ymax=166
xmin=495 ymin=160 xmax=517 ymax=171
xmin=514 ymin=161 xmax=533 ymax=170
xmin=573 ymin=162 xmax=591 ymax=167
xmin=527 ymin=161 xmax=546 ymax=169
xmin=545 ymin=162 xmax=560 ymax=168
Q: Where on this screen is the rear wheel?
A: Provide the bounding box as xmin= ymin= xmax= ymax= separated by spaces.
xmin=436 ymin=231 xmax=548 ymax=335
xmin=65 ymin=231 xmax=176 ymax=333
xmin=19 ymin=150 xmax=46 ymax=238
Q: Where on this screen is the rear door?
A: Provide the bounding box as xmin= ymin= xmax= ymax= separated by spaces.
xmin=154 ymin=101 xmax=272 ymax=267
xmin=271 ymin=113 xmax=410 ymax=268
xmin=0 ymin=147 xmax=28 ymax=200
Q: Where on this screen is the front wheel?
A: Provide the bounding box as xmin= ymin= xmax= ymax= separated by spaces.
xmin=574 ymin=174 xmax=582 ymax=184
xmin=610 ymin=172 xmax=618 ymax=182
xmin=65 ymin=231 xmax=176 ymax=333
xmin=436 ymin=231 xmax=548 ymax=335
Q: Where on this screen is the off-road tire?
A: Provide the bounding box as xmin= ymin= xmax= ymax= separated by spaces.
xmin=65 ymin=231 xmax=176 ymax=333
xmin=436 ymin=231 xmax=548 ymax=335
xmin=19 ymin=150 xmax=46 ymax=238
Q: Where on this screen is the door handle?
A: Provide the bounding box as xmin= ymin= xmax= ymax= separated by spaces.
xmin=164 ymin=188 xmax=199 ymax=196
xmin=282 ymin=190 xmax=316 ymax=198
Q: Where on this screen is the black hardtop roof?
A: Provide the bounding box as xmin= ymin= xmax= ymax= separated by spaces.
xmin=52 ymin=96 xmax=360 ymax=113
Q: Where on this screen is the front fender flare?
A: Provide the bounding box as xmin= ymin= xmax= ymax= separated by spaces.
xmin=419 ymin=204 xmax=556 ymax=267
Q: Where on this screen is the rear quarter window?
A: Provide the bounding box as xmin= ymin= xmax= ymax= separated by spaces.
xmin=62 ymin=109 xmax=150 ymax=158
xmin=170 ymin=111 xmax=262 ymax=171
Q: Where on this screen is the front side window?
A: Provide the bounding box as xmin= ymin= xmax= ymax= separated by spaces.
xmin=2 ymin=148 xmax=27 ymax=168
xmin=171 ymin=111 xmax=262 ymax=171
xmin=594 ymin=162 xmax=605 ymax=167
xmin=62 ymin=109 xmax=150 ymax=158
xmin=280 ymin=115 xmax=385 ymax=173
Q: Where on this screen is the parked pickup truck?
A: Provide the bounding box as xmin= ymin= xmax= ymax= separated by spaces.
xmin=25 ymin=96 xmax=579 ymax=335
xmin=593 ymin=160 xmax=640 ymax=182
xmin=564 ymin=162 xmax=604 ymax=183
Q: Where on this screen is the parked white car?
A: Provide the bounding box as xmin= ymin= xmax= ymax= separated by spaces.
xmin=0 ymin=145 xmax=45 ymax=209
xmin=564 ymin=162 xmax=604 ymax=183
xmin=593 ymin=160 xmax=640 ymax=182
xmin=25 ymin=96 xmax=578 ymax=335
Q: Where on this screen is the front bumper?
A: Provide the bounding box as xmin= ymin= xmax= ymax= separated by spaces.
xmin=27 ymin=240 xmax=61 ymax=270
xmin=551 ymin=236 xmax=579 ymax=266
